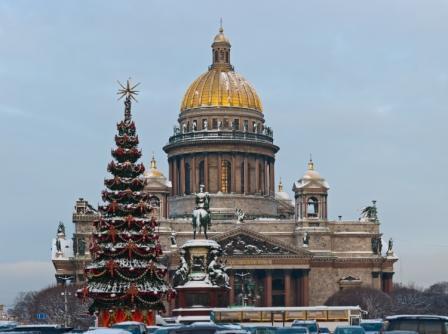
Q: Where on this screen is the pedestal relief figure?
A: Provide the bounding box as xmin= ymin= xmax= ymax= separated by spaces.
xmin=173 ymin=249 xmax=189 ymax=286
xmin=208 ymin=251 xmax=229 ymax=287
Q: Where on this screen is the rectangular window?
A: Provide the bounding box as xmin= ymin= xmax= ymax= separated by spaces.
xmin=233 ymin=119 xmax=240 ymax=130
xmin=244 ymin=120 xmax=249 ymax=131
xmin=212 ymin=118 xmax=218 ymax=129
xmin=223 ymin=118 xmax=229 ymax=129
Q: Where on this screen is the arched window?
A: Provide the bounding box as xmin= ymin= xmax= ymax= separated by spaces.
xmin=199 ymin=160 xmax=205 ymax=186
xmin=307 ymin=197 xmax=319 ymax=217
xmin=214 ymin=50 xmax=218 ymax=62
xmin=185 ymin=163 xmax=191 ymax=195
xmin=221 ymin=160 xmax=231 ymax=193
xmin=225 ymin=51 xmax=229 ymax=63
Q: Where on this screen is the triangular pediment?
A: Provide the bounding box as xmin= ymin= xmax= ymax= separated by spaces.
xmin=213 ymin=227 xmax=311 ymax=257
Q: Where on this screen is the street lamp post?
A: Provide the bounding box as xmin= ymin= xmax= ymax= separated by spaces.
xmin=235 ymin=272 xmax=251 ymax=307
xmin=60 ymin=276 xmax=74 ymax=328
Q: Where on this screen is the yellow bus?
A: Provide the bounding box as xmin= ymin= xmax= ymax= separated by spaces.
xmin=210 ymin=306 xmax=363 ymax=328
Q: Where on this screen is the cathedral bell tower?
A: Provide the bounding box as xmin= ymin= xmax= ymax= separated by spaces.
xmin=293 ymin=159 xmax=329 ymax=223
xmin=211 ymin=26 xmax=233 ymax=70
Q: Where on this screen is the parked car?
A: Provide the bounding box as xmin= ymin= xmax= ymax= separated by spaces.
xmin=167 ymin=323 xmax=222 ymax=334
xmin=4 ymin=325 xmax=72 ymax=334
xmin=145 ymin=327 xmax=160 ymax=334
xmin=175 ymin=316 xmax=211 ymax=325
xmin=84 ymin=328 xmax=133 ymax=334
xmin=242 ymin=326 xmax=277 ymax=334
xmin=112 ymin=322 xmax=148 ymax=334
xmin=385 ymin=315 xmax=448 ymax=334
xmin=359 ymin=319 xmax=384 ymax=334
xmin=152 ymin=326 xmax=183 ymax=334
xmin=318 ymin=327 xmax=330 ymax=334
xmin=0 ymin=322 xmax=18 ymax=331
xmin=333 ymin=326 xmax=365 ymax=334
xmin=291 ymin=321 xmax=319 ymax=334
xmin=277 ymin=327 xmax=309 ymax=334
xmin=383 ymin=331 xmax=418 ymax=334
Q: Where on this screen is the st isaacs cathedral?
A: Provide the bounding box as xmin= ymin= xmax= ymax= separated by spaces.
xmin=52 ymin=27 xmax=397 ymax=309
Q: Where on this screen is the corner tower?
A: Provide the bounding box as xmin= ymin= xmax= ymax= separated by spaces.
xmin=163 ymin=27 xmax=279 ymax=219
xmin=293 ymin=159 xmax=330 ymax=223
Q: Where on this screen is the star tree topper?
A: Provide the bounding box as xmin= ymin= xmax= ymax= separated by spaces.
xmin=117 ymin=79 xmax=140 ymax=102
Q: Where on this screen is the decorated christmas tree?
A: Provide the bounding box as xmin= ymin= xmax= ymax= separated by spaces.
xmin=78 ymin=80 xmax=174 ymax=326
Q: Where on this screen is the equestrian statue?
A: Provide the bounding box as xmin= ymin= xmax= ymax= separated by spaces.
xmin=192 ymin=184 xmax=211 ymax=239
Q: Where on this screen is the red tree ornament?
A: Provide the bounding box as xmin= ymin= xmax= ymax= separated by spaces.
xmin=127 ymin=283 xmax=139 ymax=303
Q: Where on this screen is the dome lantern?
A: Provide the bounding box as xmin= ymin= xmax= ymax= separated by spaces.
xmin=211 ymin=25 xmax=232 ymax=70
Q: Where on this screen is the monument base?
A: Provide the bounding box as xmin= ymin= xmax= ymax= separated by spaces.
xmin=172 ymin=239 xmax=230 ymax=316
xmin=175 ymin=280 xmax=229 ymax=315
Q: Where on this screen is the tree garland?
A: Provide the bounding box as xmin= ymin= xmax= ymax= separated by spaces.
xmin=77 ymin=83 xmax=174 ymax=320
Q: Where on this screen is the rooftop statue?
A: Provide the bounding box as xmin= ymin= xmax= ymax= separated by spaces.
xmin=235 ymin=208 xmax=245 ymax=223
xmin=387 ymin=238 xmax=394 ymax=256
xmin=192 ymin=184 xmax=211 ymax=239
xmin=57 ymin=221 xmax=65 ymax=236
xmin=56 ymin=238 xmax=62 ymax=252
xmin=360 ymin=200 xmax=379 ymax=222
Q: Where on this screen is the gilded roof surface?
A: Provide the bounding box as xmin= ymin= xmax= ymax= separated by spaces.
xmin=180 ymin=68 xmax=263 ymax=112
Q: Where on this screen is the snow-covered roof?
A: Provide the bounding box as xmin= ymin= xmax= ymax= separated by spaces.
xmin=176 ymin=280 xmax=219 ymax=289
xmin=275 ymin=190 xmax=291 ymax=201
xmin=182 ymin=239 xmax=220 ymax=249
xmin=0 ymin=321 xmax=17 ymax=329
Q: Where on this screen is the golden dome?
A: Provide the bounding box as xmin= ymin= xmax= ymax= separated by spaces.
xmin=213 ymin=27 xmax=230 ymax=43
xmin=144 ymin=154 xmax=163 ymax=178
xmin=180 ymin=27 xmax=263 ymax=113
xmin=181 ymin=69 xmax=263 ymax=112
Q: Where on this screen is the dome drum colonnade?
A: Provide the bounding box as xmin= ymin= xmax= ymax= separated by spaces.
xmin=163 ymin=27 xmax=279 ymax=219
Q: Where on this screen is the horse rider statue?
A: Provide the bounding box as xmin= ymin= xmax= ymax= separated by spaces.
xmin=192 ymin=184 xmax=211 ymax=239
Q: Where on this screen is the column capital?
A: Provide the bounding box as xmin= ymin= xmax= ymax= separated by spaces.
xmin=371 ymin=271 xmax=381 ymax=278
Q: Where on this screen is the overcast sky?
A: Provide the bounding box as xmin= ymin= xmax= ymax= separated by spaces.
xmin=1 ymin=0 xmax=447 ymax=306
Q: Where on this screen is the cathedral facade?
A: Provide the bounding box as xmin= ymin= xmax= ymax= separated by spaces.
xmin=51 ymin=27 xmax=397 ymax=309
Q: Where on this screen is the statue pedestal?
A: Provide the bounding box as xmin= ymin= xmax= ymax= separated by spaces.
xmin=172 ymin=239 xmax=230 ymax=316
xmin=174 ymin=281 xmax=228 ymax=316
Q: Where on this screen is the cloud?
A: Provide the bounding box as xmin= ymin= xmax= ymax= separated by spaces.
xmin=0 ymin=261 xmax=54 ymax=306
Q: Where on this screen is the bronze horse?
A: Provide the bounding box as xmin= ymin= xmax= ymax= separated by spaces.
xmin=192 ymin=207 xmax=210 ymax=239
